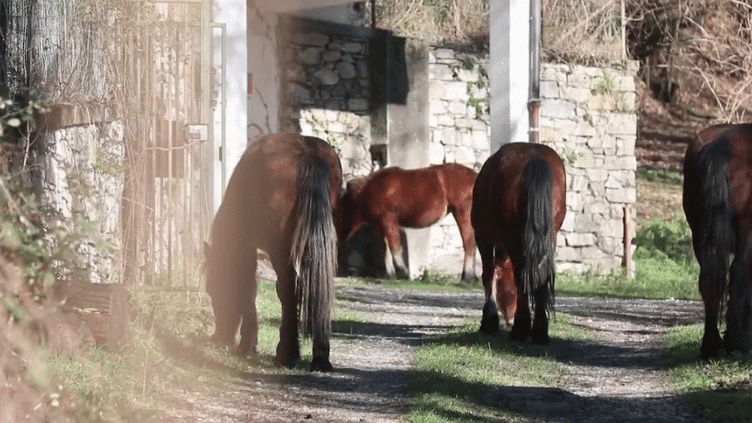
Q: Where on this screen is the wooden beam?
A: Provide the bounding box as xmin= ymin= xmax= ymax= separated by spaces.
xmin=257 ymin=0 xmax=357 ymax=14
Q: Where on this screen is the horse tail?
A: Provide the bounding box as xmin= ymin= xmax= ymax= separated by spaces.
xmin=521 ymin=157 xmax=556 ymax=315
xmin=290 ymin=155 xmax=336 ymax=341
xmin=696 ymin=137 xmax=732 ymax=324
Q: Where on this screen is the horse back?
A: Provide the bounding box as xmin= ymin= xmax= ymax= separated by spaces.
xmin=219 ymin=133 xmax=341 ymax=252
xmin=473 ymin=143 xmax=565 ymax=240
xmin=684 ymin=124 xmax=752 ymax=229
xmin=360 ymin=165 xmax=449 ymax=228
xmin=434 ymin=163 xmax=478 ymax=211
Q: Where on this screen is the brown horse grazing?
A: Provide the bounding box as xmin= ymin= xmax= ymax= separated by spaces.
xmin=472 ymin=142 xmax=566 ymax=344
xmin=203 ymin=133 xmax=341 ymax=371
xmin=683 ymin=123 xmax=752 ymax=359
xmin=338 ymin=163 xmax=478 ymax=282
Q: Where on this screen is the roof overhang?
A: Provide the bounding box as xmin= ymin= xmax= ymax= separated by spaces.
xmin=257 ymin=0 xmax=358 ymax=14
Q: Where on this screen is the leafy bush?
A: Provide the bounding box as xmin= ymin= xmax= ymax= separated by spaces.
xmin=558 ymin=218 xmax=700 ymax=300
xmin=634 ymin=218 xmax=694 ymax=265
xmin=0 ymin=93 xmax=80 ymax=422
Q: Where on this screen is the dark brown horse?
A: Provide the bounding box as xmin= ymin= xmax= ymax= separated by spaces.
xmin=338 ymin=163 xmax=478 ymax=281
xmin=204 ymin=133 xmax=341 ymax=371
xmin=683 ymin=123 xmax=752 ymax=359
xmin=472 ymin=142 xmax=566 ymax=344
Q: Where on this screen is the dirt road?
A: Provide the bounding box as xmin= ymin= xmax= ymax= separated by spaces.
xmin=164 ymin=283 xmax=709 ymax=422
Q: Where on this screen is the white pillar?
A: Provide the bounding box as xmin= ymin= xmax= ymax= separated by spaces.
xmin=248 ymin=8 xmax=280 ymax=140
xmin=490 ymin=0 xmax=530 ymax=153
xmin=213 ymin=0 xmax=248 ymax=209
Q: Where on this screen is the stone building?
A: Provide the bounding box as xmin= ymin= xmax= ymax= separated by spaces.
xmin=280 ymin=16 xmax=638 ymax=277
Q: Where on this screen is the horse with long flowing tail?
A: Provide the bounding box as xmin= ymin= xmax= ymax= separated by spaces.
xmin=204 ymin=133 xmax=341 ymax=371
xmin=472 ymin=142 xmax=566 ymax=344
xmin=683 ymin=123 xmax=752 ymax=359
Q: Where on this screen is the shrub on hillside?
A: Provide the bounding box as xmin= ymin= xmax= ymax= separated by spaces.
xmin=634 ymin=219 xmax=694 ymax=265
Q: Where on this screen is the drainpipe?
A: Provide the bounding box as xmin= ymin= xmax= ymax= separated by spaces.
xmin=528 ymin=0 xmax=541 ymax=143
xmin=371 ymin=0 xmax=376 ymax=28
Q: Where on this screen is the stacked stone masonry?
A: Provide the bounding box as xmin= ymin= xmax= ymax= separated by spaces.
xmin=426 ymin=47 xmax=491 ymax=275
xmin=540 ymin=61 xmax=639 ymax=273
xmin=285 ymin=22 xmax=638 ymax=275
xmin=280 ymin=19 xmax=377 ymax=179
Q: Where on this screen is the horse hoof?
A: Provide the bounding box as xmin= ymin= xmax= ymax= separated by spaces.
xmin=237 ymin=347 xmax=260 ymax=364
xmin=310 ymin=358 xmax=333 ymax=372
xmin=509 ymin=331 xmax=525 ymax=342
xmin=509 ymin=326 xmax=530 ymax=342
xmin=479 ymin=316 xmax=500 ymax=334
xmin=479 ymin=323 xmax=499 ymax=335
xmin=209 ymin=333 xmax=233 ymax=348
xmin=532 ymin=334 xmax=550 ymax=345
xmin=274 ymin=354 xmax=301 ymax=369
xmin=480 ymin=301 xmax=500 ymax=334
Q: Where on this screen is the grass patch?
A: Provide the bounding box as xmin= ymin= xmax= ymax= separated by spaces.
xmin=338 ymin=272 xmax=483 ymax=293
xmin=558 ymin=217 xmax=699 ymax=301
xmin=637 ymin=168 xmax=684 ymax=185
xmin=408 ymin=315 xmax=586 ymax=422
xmin=664 ymin=323 xmax=752 ymax=422
xmin=556 ymin=261 xmax=698 ymax=301
xmin=45 ymin=279 xmax=338 ymax=421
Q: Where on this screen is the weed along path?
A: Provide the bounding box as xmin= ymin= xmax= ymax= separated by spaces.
xmin=169 ymin=282 xmax=711 ymax=422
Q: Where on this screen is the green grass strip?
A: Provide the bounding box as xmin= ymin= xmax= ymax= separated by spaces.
xmin=664 ymin=323 xmax=752 ymax=422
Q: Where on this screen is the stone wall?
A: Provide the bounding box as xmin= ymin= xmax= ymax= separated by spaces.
xmin=426 ymin=47 xmax=491 ymax=275
xmin=279 ymin=18 xmax=379 ymax=179
xmin=425 ymin=58 xmax=638 ymax=276
xmin=43 ymin=121 xmax=124 ymax=283
xmin=540 ymin=62 xmax=639 ymax=273
xmin=282 ymin=20 xmax=638 ymax=276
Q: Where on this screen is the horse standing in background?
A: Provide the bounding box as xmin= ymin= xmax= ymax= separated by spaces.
xmin=472 ymin=142 xmax=566 ymax=344
xmin=203 ymin=133 xmax=342 ymax=371
xmin=338 ymin=163 xmax=478 ymax=282
xmin=683 ymin=123 xmax=752 ymax=359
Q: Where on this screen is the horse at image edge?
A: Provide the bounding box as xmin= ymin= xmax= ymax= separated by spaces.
xmin=683 ymin=123 xmax=752 ymax=359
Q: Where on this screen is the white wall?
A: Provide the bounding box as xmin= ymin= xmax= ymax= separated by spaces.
xmin=247 ymin=8 xmax=281 ymax=141
xmin=213 ymin=0 xmax=248 ymax=207
xmin=490 ymin=0 xmax=530 ymax=152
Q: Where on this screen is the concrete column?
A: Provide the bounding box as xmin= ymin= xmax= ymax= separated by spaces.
xmin=490 ymin=0 xmax=530 ymax=153
xmin=387 ymin=38 xmax=430 ymax=279
xmin=213 ymin=0 xmax=248 ymax=209
xmin=247 ymin=8 xmax=280 ymax=140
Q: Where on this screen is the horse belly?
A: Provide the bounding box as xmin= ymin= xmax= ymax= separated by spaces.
xmin=401 ymin=199 xmax=447 ymax=228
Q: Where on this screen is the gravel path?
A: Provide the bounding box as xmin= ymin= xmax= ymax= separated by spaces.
xmin=164 ymin=283 xmax=711 ymax=422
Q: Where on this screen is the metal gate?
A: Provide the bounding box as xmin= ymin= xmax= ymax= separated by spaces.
xmin=121 ymin=0 xmax=220 ymax=289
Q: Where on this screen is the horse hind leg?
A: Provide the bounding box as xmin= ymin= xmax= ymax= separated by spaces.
xmin=724 ymin=250 xmax=751 ymax=355
xmin=699 ymin=271 xmax=723 ymax=359
xmin=453 ymin=210 xmax=477 ymax=282
xmin=272 ymin=258 xmax=301 ymax=369
xmin=479 ymin=241 xmax=500 ymax=334
xmin=531 ymin=280 xmax=551 ymax=345
xmin=382 ymin=220 xmax=409 ymax=279
xmin=383 ymin=237 xmax=397 ymax=278
xmin=237 ymin=255 xmax=259 ymax=361
xmin=509 ymin=265 xmax=532 ymax=342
